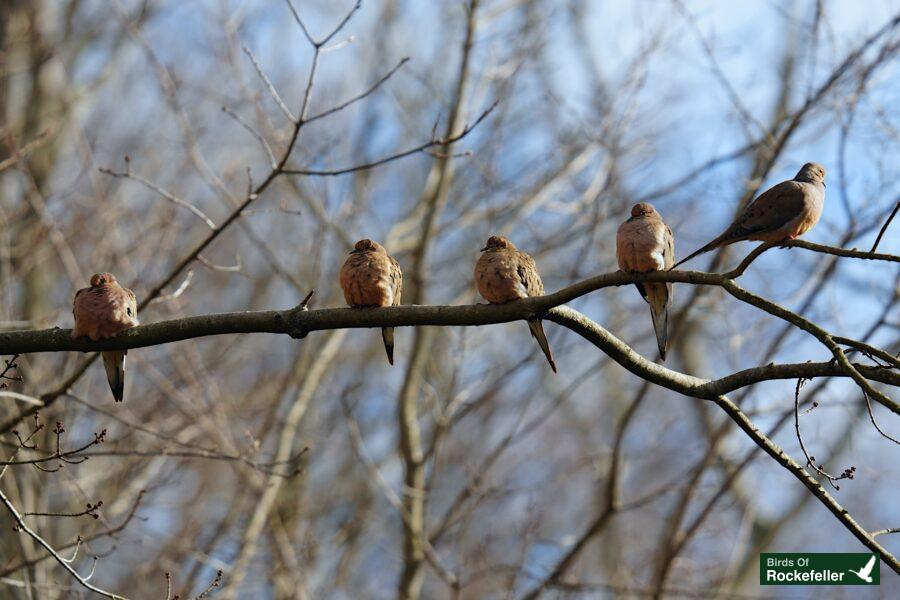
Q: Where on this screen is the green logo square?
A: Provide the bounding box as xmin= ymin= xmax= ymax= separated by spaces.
xmin=760 ymin=553 xmax=879 ymax=585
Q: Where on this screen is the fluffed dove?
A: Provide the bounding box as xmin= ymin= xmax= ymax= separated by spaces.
xmin=616 ymin=203 xmax=675 ymax=360
xmin=340 ymin=239 xmax=403 ymax=365
xmin=671 ymin=162 xmax=826 ymax=270
xmin=475 ymin=235 xmax=557 ymax=373
xmin=72 ymin=272 xmax=139 ymax=402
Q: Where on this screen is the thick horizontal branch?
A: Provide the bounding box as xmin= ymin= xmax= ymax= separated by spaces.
xmin=1 ymin=246 xmax=894 ymax=355
xmin=2 ymin=245 xmax=896 ymax=412
xmin=546 ymin=308 xmax=899 ymax=398
xmin=1 ymin=278 xmax=897 ymax=399
xmin=1 ymin=270 xmax=693 ymax=354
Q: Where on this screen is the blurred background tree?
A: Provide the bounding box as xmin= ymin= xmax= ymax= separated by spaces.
xmin=1 ymin=0 xmax=898 ymax=598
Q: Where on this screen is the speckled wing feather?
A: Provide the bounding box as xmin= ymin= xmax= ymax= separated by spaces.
xmin=720 ymin=181 xmax=807 ymax=243
xmin=515 ymin=250 xmax=556 ymax=372
xmin=664 ymin=224 xmax=675 ymax=269
xmin=382 ymin=253 xmax=403 ymax=365
xmin=516 ymin=252 xmax=545 ymax=297
xmin=650 ymin=222 xmax=676 ymax=359
xmin=389 ymin=255 xmax=402 ymax=307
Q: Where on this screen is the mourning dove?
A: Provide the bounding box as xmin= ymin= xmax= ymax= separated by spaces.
xmin=475 ymin=235 xmax=557 ymax=373
xmin=340 ymin=239 xmax=403 ymax=365
xmin=616 ymin=203 xmax=675 ymax=360
xmin=72 ymin=273 xmax=139 ymax=402
xmin=672 ymin=162 xmax=826 ymax=269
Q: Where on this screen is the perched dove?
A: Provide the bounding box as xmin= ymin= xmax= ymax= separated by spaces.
xmin=340 ymin=239 xmax=403 ymax=365
xmin=475 ymin=235 xmax=557 ymax=373
xmin=72 ymin=273 xmax=139 ymax=402
xmin=671 ymin=162 xmax=826 ymax=269
xmin=616 ymin=203 xmax=675 ymax=360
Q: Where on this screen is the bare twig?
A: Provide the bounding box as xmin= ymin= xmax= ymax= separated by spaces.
xmin=241 ymin=45 xmax=296 ymax=122
xmin=0 ymin=486 xmax=128 ymax=599
xmin=282 ymin=100 xmax=499 ymax=177
xmin=283 ymin=0 xmax=363 ymax=48
xmin=0 ymin=490 xmax=146 ymax=578
xmin=148 ymin=270 xmax=194 ymax=305
xmin=794 ymin=377 xmax=855 ymax=489
xmin=871 ymin=199 xmax=900 ymax=252
xmin=303 ymin=57 xmax=410 ymax=125
xmin=0 ymin=355 xmax=22 ymax=390
xmin=872 ymin=527 xmax=900 ymax=538
xmin=99 ymin=167 xmax=217 ymax=229
xmin=862 ymin=391 xmax=900 ymax=446
xmin=197 ymin=254 xmax=242 ymax=273
xmin=220 ymin=105 xmax=277 ymax=168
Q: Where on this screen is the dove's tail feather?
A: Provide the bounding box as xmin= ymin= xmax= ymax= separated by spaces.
xmin=527 ymin=319 xmax=557 ymax=373
xmin=381 ymin=327 xmax=395 ymax=366
xmin=645 ymin=283 xmax=670 ymax=361
xmin=102 ymin=350 xmax=127 ymax=402
xmin=669 ymin=235 xmax=724 ymax=270
xmin=671 ymin=223 xmax=762 ymax=270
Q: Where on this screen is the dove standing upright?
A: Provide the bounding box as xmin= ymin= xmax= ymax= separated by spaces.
xmin=72 ymin=273 xmax=139 ymax=402
xmin=340 ymin=239 xmax=403 ymax=365
xmin=475 ymin=236 xmax=557 ymax=373
xmin=671 ymin=162 xmax=826 ymax=269
xmin=617 ymin=203 xmax=675 ymax=360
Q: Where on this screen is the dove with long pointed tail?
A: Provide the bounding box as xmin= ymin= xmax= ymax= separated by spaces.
xmin=340 ymin=239 xmax=403 ymax=365
xmin=671 ymin=162 xmax=826 ymax=270
xmin=475 ymin=235 xmax=557 ymax=373
xmin=616 ymin=203 xmax=675 ymax=360
xmin=72 ymin=273 xmax=139 ymax=402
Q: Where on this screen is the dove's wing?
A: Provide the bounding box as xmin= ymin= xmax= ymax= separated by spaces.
xmin=725 ymin=181 xmax=808 ymax=240
xmin=516 ymin=252 xmax=545 ymax=298
xmin=389 ymin=255 xmax=402 ymax=306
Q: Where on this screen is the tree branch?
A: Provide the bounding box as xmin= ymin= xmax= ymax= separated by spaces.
xmin=549 ymin=308 xmax=900 ymax=575
xmin=0 ymin=486 xmax=128 ymax=599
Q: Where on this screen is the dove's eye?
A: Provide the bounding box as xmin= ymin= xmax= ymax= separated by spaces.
xmin=127 ymin=308 xmax=133 ymax=316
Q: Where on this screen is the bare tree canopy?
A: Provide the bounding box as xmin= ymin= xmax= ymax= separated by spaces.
xmin=0 ymin=1 xmax=898 ymax=598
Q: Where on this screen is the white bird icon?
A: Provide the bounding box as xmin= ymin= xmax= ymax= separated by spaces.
xmin=847 ymin=555 xmax=876 ymax=583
